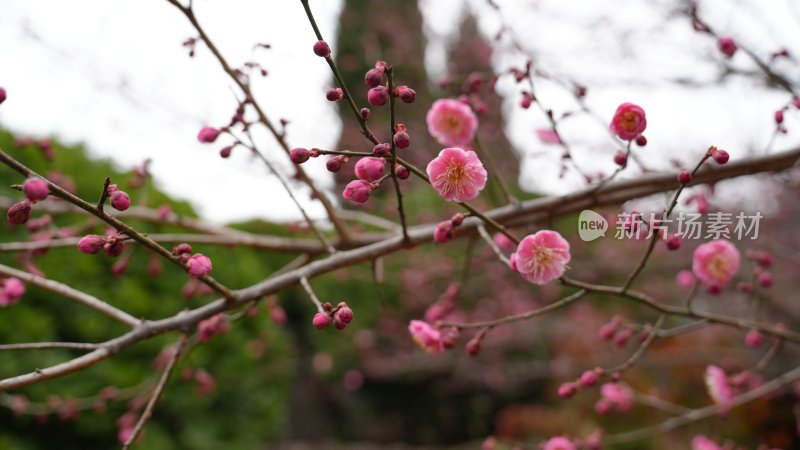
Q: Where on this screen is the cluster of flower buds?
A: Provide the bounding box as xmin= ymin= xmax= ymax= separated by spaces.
xmin=312 ymin=301 xmax=354 ymax=331
xmin=0 ymin=277 xmax=26 ymax=307
xmin=197 ymin=313 xmax=230 ymax=342
xmin=172 ymin=243 xmax=213 ymax=278
xmin=433 ymin=213 xmax=465 ymax=244
xmin=5 ymin=177 xmax=52 ymax=226
xmin=557 ymin=367 xmax=605 ymax=399
xmin=77 ymin=233 xmax=127 ymax=257
xmin=598 ymin=316 xmax=652 ymax=348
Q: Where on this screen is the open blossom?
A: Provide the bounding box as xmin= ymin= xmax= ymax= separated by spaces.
xmin=408 ymin=320 xmax=444 ymax=354
xmin=510 ymin=230 xmax=571 ymax=284
xmin=426 ymin=99 xmax=478 ymax=146
xmin=543 ymin=436 xmax=576 ymax=450
xmin=610 ymin=102 xmax=647 ymax=140
xmin=704 ymin=365 xmax=734 ymax=408
xmin=692 ymin=239 xmax=740 ymax=287
xmin=691 ymin=435 xmax=723 ymax=450
xmin=597 ymin=382 xmax=634 ymax=413
xmin=536 ymin=128 xmax=562 ymax=145
xmin=426 ymin=147 xmax=487 ymax=202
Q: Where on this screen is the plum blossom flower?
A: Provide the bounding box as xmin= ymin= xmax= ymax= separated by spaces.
xmin=692 ymin=239 xmax=740 ymax=288
xmin=426 ymin=99 xmax=478 ymax=146
xmin=426 ymin=147 xmax=487 ymax=202
xmin=510 ymin=230 xmax=571 ymax=284
xmin=704 ymin=365 xmax=733 ymax=409
xmin=536 ymin=129 xmax=562 ymax=145
xmin=543 ymin=436 xmax=576 ymax=450
xmin=408 ymin=320 xmax=444 ymax=354
xmin=691 ymin=435 xmax=723 ymax=450
xmin=610 ymin=102 xmax=647 ymax=140
xmin=596 ymin=382 xmax=634 ymax=414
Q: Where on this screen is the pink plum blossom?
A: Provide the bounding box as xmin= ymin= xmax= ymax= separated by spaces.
xmin=536 ymin=128 xmax=562 ymax=145
xmin=692 ymin=239 xmax=740 ymax=288
xmin=426 ymin=99 xmax=478 ymax=146
xmin=493 ymin=232 xmax=515 ymax=251
xmin=510 ymin=230 xmax=571 ymax=284
xmin=408 ymin=320 xmax=444 ymax=354
xmin=598 ymin=382 xmax=634 ymax=413
xmin=691 ymin=435 xmax=723 ymax=450
xmin=704 ymin=365 xmax=733 ymax=409
xmin=610 ymin=102 xmax=647 ymax=140
xmin=543 ymin=436 xmax=576 ymax=450
xmin=23 ymin=178 xmax=49 ymax=202
xmin=426 ymin=147 xmax=487 ymax=202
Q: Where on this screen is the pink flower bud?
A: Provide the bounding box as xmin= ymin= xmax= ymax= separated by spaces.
xmin=718 ymin=36 xmax=738 ymax=58
xmin=395 ymin=164 xmax=410 ymax=180
xmin=333 ymin=315 xmax=347 ymax=330
xmin=757 ymin=271 xmax=773 ymax=288
xmin=737 ymin=281 xmax=754 ymax=293
xmin=110 ymin=190 xmax=131 ymax=211
xmin=635 ymin=135 xmax=647 ymax=146
xmin=395 ymin=85 xmax=416 ymax=103
xmin=613 ymin=150 xmax=627 ymax=166
xmin=187 ymin=253 xmax=213 ymax=278
xmin=342 ymin=180 xmax=373 ymax=204
xmin=745 ymin=329 xmax=764 ymax=348
xmin=466 ymin=337 xmax=481 ymax=356
xmin=77 ymin=235 xmax=106 ymax=254
xmin=360 ymin=108 xmax=371 ymax=120
xmin=367 ymin=86 xmax=389 ymax=106
xmin=433 ymin=221 xmax=455 ymax=244
xmin=450 ymin=213 xmax=464 ymax=227
xmin=678 ymin=169 xmax=692 ymax=184
xmin=580 ymin=369 xmax=601 ymax=387
xmin=326 ymin=88 xmax=344 ymax=102
xmin=558 ymin=382 xmax=577 ymax=398
xmin=393 ymin=130 xmax=410 ymax=149
xmin=364 ymin=67 xmax=384 ymax=87
xmin=520 ymin=92 xmax=533 ymax=109
xmin=336 ymin=306 xmax=353 ymax=325
xmin=354 ymin=157 xmax=386 ymax=182
xmin=104 ymin=241 xmax=125 ymax=258
xmin=219 ymin=146 xmax=233 ymax=158
xmin=372 ymin=143 xmax=391 ymax=157
xmin=23 ymin=178 xmax=49 ymax=202
xmin=442 ymin=327 xmax=459 ymax=348
xmin=172 ymin=243 xmax=193 ymax=256
xmin=599 ymin=322 xmax=617 ymax=341
xmin=614 ymin=328 xmax=634 ymax=347
xmin=197 ymin=127 xmax=221 ymax=143
xmin=290 ymin=147 xmax=310 ymax=164
xmin=326 ymin=155 xmax=347 ymax=173
xmin=312 ymin=40 xmax=330 ymax=58
xmin=313 ymin=312 xmax=331 ymax=330
xmin=666 ymin=235 xmax=682 ymax=251
xmin=711 ymin=148 xmax=729 ymax=164
xmin=6 ymin=200 xmax=32 ymax=225
xmin=1 ymin=277 xmax=25 ymax=306
xmin=775 ymin=110 xmax=784 ymax=124
xmin=0 ymin=87 xmax=6 ymax=104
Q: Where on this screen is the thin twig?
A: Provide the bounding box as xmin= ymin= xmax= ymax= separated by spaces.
xmin=122 ymin=333 xmax=188 ymax=450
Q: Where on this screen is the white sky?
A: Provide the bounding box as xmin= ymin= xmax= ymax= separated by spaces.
xmin=1 ymin=0 xmax=798 ymax=223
